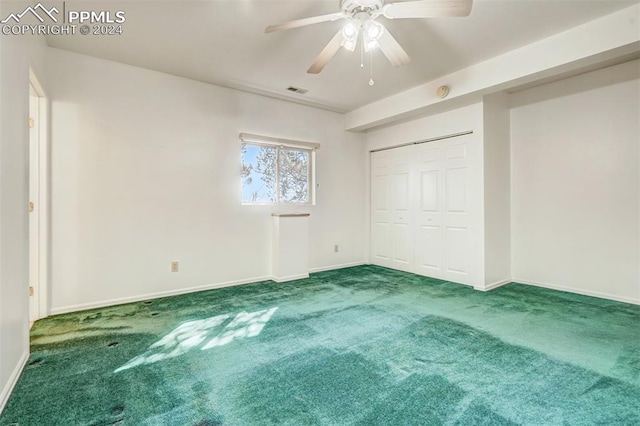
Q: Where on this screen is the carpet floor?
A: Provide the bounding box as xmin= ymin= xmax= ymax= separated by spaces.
xmin=1 ymin=265 xmax=639 ymax=425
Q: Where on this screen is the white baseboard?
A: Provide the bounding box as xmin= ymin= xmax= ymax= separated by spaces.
xmin=512 ymin=278 xmax=640 ymax=305
xmin=475 ymin=279 xmax=511 ymax=292
xmin=50 ymin=275 xmax=273 ymax=316
xmin=271 ymin=273 xmax=309 ymax=283
xmin=50 ymin=263 xmax=370 ymax=316
xmin=308 ymin=261 xmax=367 ymax=274
xmin=0 ymin=351 xmax=29 ymax=414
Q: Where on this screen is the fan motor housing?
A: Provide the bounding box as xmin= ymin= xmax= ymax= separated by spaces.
xmin=340 ymin=0 xmax=385 ymax=15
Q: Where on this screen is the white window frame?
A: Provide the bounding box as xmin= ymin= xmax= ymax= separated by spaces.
xmin=240 ymin=133 xmax=319 ymax=206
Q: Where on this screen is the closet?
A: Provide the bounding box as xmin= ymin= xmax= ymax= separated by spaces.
xmin=370 ymin=133 xmax=475 ymax=285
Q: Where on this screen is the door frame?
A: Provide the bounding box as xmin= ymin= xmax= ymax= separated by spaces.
xmin=28 ymin=68 xmax=50 ymax=322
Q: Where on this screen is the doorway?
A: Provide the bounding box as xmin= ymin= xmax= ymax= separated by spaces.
xmin=28 ymin=71 xmax=49 ymax=324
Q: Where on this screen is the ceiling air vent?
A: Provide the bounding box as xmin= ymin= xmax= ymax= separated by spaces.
xmin=286 ymin=86 xmax=308 ymax=95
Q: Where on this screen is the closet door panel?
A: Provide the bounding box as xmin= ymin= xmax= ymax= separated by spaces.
xmin=389 ymin=148 xmax=414 ymax=272
xmin=415 ymin=146 xmax=443 ymax=278
xmin=371 ymin=146 xmax=414 ymax=272
xmin=442 ymin=141 xmax=472 ymax=284
xmin=371 ymin=154 xmax=392 ymax=267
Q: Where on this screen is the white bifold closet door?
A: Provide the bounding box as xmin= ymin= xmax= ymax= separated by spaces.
xmin=371 ymin=145 xmax=415 ymax=273
xmin=371 ymin=135 xmax=473 ymax=285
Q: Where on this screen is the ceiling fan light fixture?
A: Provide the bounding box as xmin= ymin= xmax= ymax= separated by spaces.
xmin=342 ymin=39 xmax=357 ymax=52
xmin=364 ymin=20 xmax=384 ymax=40
xmin=342 ymin=21 xmax=359 ymax=40
xmin=365 ymin=39 xmax=379 ymax=52
xmin=341 ymin=21 xmax=360 ymax=51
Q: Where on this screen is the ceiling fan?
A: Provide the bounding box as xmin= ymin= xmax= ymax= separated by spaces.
xmin=266 ymin=0 xmax=473 ymax=74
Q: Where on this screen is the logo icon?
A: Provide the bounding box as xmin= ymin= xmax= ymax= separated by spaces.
xmin=1 ymin=2 xmax=59 ymax=24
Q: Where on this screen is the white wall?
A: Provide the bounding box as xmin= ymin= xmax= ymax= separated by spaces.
xmin=364 ymin=102 xmax=486 ymax=287
xmin=0 ymin=32 xmax=48 ymax=410
xmin=482 ymin=93 xmax=511 ymax=289
xmin=48 ymin=48 xmax=367 ymax=314
xmin=365 ymin=102 xmax=484 ymax=153
xmin=510 ymin=60 xmax=640 ymax=304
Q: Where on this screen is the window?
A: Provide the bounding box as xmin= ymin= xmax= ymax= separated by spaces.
xmin=240 ymin=133 xmax=318 ymax=205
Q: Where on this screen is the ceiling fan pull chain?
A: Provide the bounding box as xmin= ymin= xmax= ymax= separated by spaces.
xmin=369 ymin=51 xmax=375 ymax=86
xmin=360 ymin=34 xmax=365 ymax=69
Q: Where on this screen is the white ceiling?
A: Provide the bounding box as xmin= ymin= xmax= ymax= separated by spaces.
xmin=47 ymin=0 xmax=639 ymax=112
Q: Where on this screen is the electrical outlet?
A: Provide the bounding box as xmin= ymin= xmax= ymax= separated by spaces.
xmin=171 ymin=261 xmax=179 ymax=272
xmin=334 ymin=244 xmax=339 ymax=253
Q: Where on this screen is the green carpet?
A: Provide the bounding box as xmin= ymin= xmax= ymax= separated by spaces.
xmin=1 ymin=265 xmax=639 ymax=425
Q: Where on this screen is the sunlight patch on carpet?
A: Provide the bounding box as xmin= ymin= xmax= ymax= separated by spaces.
xmin=115 ymin=307 xmax=278 ymax=372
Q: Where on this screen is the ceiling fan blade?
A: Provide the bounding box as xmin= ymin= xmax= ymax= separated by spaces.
xmin=383 ymin=0 xmax=472 ymax=19
xmin=307 ymin=30 xmax=345 ymax=74
xmin=378 ymin=29 xmax=411 ymax=67
xmin=265 ymin=12 xmax=344 ymax=33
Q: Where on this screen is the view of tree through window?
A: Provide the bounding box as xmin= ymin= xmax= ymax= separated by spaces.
xmin=242 ymin=144 xmax=310 ymax=204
